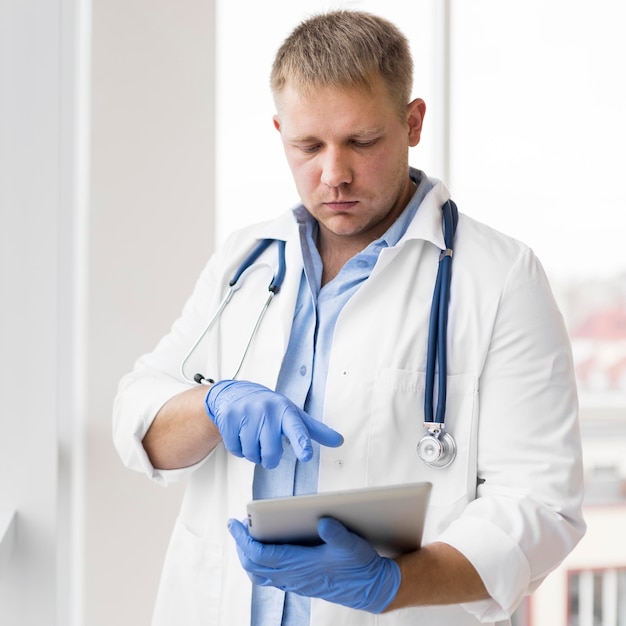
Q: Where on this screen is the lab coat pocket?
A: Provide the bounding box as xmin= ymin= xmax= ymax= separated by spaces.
xmin=367 ymin=369 xmax=478 ymax=539
xmin=152 ymin=519 xmax=223 ymax=626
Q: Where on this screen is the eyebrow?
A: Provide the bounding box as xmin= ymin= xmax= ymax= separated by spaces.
xmin=289 ymin=127 xmax=385 ymax=143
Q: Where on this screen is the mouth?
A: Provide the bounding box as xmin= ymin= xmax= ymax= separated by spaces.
xmin=323 ymin=200 xmax=359 ymax=212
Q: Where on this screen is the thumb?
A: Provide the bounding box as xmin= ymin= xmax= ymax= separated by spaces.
xmin=317 ymin=517 xmax=355 ymax=547
xmin=318 ymin=517 xmax=370 ymax=558
xmin=227 ymin=518 xmax=250 ymax=547
xmin=228 ymin=517 xmax=262 ymax=558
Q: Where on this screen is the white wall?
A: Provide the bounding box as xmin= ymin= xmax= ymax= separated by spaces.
xmin=88 ymin=1 xmax=215 ymax=625
xmin=0 ymin=0 xmax=87 ymax=623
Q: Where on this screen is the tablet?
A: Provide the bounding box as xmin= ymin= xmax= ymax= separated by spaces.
xmin=246 ymin=482 xmax=431 ymax=557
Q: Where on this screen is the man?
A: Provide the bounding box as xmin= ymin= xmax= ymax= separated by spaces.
xmin=113 ymin=10 xmax=585 ymax=626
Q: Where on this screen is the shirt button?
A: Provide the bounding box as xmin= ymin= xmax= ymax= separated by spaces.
xmin=300 ymin=365 xmax=307 ymax=376
xmin=334 ymin=459 xmax=344 ymax=469
xmin=357 ymin=259 xmax=369 ymax=268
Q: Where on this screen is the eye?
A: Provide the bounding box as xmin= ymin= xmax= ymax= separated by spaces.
xmin=297 ymin=143 xmax=322 ymax=154
xmin=351 ymin=138 xmax=378 ymax=149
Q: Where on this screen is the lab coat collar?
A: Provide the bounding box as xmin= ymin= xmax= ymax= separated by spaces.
xmin=401 ymin=176 xmax=451 ymax=251
xmin=255 ymin=207 xmax=300 ymax=242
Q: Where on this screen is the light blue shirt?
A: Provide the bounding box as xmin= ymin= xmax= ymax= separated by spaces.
xmin=251 ymin=169 xmax=433 ymax=626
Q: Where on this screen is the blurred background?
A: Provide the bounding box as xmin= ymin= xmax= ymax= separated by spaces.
xmin=1 ymin=0 xmax=625 ymax=624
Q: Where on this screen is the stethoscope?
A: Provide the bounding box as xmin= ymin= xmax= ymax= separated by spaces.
xmin=416 ymin=199 xmax=458 ymax=469
xmin=181 ymin=200 xmax=459 ymax=470
xmin=180 ymin=237 xmax=287 ymax=385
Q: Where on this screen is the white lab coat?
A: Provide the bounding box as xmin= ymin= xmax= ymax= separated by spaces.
xmin=113 ymin=178 xmax=585 ymax=626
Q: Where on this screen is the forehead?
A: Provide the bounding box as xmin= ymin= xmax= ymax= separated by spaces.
xmin=276 ymin=78 xmax=398 ymax=136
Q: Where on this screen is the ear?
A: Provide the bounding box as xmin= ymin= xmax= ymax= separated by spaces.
xmin=407 ymin=98 xmax=426 ymax=147
xmin=273 ymin=115 xmax=281 ymax=132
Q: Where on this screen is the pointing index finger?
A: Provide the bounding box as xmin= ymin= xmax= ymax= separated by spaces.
xmin=281 ymin=409 xmax=314 ymax=461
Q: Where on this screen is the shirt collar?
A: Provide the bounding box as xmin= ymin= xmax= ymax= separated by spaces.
xmin=378 ymin=168 xmax=432 ymax=248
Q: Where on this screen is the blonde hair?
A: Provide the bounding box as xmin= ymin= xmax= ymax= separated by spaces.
xmin=270 ymin=10 xmax=413 ymax=116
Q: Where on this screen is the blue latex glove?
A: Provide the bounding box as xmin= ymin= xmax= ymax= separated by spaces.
xmin=228 ymin=516 xmax=401 ymax=614
xmin=204 ymin=380 xmax=344 ymax=469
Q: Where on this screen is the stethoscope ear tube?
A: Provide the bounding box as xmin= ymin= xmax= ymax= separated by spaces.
xmin=180 ymin=288 xmax=233 ymax=384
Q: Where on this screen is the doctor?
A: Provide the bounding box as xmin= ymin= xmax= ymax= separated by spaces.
xmin=113 ymin=9 xmax=585 ymax=626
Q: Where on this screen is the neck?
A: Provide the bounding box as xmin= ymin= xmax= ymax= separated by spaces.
xmin=317 ymin=176 xmax=416 ymax=285
xmin=317 ymin=231 xmax=364 ymax=286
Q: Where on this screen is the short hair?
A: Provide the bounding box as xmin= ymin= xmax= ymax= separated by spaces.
xmin=270 ymin=10 xmax=414 ymax=116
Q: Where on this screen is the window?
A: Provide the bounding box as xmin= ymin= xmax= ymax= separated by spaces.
xmin=569 ymin=568 xmax=626 ymax=626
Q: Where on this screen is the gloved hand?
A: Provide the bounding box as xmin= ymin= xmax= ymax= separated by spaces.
xmin=228 ymin=516 xmax=401 ymax=614
xmin=204 ymin=380 xmax=344 ymax=469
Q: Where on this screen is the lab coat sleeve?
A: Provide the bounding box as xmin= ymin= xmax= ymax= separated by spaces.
xmin=112 ymin=239 xmax=231 ymax=487
xmin=436 ymin=247 xmax=586 ymax=621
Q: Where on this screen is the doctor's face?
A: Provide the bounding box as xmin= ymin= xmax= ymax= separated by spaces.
xmin=273 ymin=77 xmax=425 ymax=250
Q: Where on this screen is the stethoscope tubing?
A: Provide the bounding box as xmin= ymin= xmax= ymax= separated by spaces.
xmin=424 ymin=200 xmax=458 ymax=425
xmin=180 ymin=238 xmax=287 ymax=385
xmin=230 ymin=238 xmax=286 ymax=293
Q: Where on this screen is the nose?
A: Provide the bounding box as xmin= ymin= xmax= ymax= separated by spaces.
xmin=320 ymin=147 xmax=352 ymax=188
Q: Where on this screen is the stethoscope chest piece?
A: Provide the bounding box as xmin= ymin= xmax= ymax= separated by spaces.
xmin=417 ymin=423 xmax=456 ymax=469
